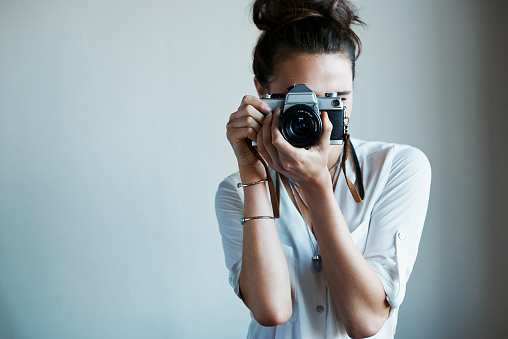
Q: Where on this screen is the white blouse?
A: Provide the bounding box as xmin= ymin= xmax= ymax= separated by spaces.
xmin=215 ymin=139 xmax=431 ymax=339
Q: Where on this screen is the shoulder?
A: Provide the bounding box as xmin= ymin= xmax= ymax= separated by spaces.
xmin=350 ymin=138 xmax=431 ymax=199
xmin=352 ymin=138 xmax=431 ymax=175
xmin=216 ymin=172 xmax=241 ymax=193
xmin=215 ymin=172 xmax=243 ymax=210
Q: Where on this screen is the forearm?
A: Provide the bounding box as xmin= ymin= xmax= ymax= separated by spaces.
xmin=238 ymin=164 xmax=292 ymax=326
xmin=300 ymin=174 xmax=390 ymax=337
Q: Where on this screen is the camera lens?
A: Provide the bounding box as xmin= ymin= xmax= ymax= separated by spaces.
xmin=292 ymin=117 xmax=311 ymax=136
xmin=279 ymin=104 xmax=322 ymax=148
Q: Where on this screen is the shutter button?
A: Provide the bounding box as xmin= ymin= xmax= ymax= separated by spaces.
xmin=316 ymin=305 xmax=324 ymax=313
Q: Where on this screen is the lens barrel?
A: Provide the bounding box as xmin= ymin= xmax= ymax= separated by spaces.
xmin=279 ymin=104 xmax=322 ymax=148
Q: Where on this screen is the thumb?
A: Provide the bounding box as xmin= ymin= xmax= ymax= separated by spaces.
xmin=316 ymin=111 xmax=333 ymax=149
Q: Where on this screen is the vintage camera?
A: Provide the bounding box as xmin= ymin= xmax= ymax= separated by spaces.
xmin=261 ymin=84 xmax=348 ymax=148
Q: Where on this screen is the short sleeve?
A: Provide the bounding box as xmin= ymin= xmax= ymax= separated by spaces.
xmin=215 ymin=174 xmax=244 ymax=297
xmin=363 ymin=146 xmax=431 ymax=317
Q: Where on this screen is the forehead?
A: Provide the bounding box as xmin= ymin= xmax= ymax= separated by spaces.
xmin=270 ymin=53 xmax=353 ymax=96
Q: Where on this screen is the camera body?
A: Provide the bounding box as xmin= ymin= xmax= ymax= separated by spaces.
xmin=261 ymin=84 xmax=348 ymax=148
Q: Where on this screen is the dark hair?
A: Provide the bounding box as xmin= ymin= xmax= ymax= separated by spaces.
xmin=252 ymin=0 xmax=365 ymax=89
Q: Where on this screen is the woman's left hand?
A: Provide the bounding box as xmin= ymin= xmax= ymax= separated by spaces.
xmin=256 ymin=106 xmax=333 ymax=187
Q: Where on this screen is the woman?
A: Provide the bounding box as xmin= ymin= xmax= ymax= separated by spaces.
xmin=215 ymin=0 xmax=431 ymax=338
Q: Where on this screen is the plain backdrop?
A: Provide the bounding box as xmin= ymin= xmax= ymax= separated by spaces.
xmin=1 ymin=0 xmax=507 ymax=338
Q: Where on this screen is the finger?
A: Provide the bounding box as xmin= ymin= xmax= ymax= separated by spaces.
xmin=227 ymin=115 xmax=263 ymax=133
xmin=258 ymin=111 xmax=278 ymax=170
xmin=315 ymin=111 xmax=333 ymax=150
xmin=244 ymin=105 xmax=267 ymax=125
xmin=263 ymin=108 xmax=283 ymax=171
xmin=238 ymin=95 xmax=272 ymax=115
xmin=256 ymin=126 xmax=274 ymax=169
xmin=230 ymin=105 xmax=266 ymax=126
xmin=227 ymin=126 xmax=258 ymax=144
xmin=270 ymin=106 xmax=295 ymax=157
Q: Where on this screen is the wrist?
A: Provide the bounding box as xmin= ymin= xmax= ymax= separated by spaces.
xmin=298 ymin=169 xmax=332 ymax=194
xmin=238 ymin=162 xmax=267 ymax=183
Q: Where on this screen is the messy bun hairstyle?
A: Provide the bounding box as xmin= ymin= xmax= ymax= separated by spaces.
xmin=252 ymin=0 xmax=365 ymax=90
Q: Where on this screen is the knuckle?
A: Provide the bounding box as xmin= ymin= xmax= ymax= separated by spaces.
xmin=292 ymin=154 xmax=303 ymax=165
xmin=242 ymin=95 xmax=251 ymax=104
xmin=245 ymin=105 xmax=260 ymax=118
xmin=244 ymin=105 xmax=254 ymax=118
xmin=226 ymin=130 xmax=236 ymax=142
xmin=247 ymin=127 xmax=256 ymax=139
xmin=326 ymin=122 xmax=333 ymax=132
xmin=245 ymin=116 xmax=255 ymax=127
xmin=280 ymin=159 xmax=292 ymax=171
xmin=272 ymin=134 xmax=284 ymax=147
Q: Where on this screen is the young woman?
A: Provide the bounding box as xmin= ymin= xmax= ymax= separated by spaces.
xmin=215 ymin=1 xmax=431 ymax=338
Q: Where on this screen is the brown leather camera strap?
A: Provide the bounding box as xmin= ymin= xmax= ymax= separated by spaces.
xmin=341 ymin=134 xmax=365 ymax=203
xmin=247 ymin=141 xmax=280 ymax=218
xmin=245 ymin=134 xmax=364 ymax=219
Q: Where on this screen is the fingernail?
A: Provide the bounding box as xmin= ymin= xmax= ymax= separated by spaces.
xmin=264 ymin=105 xmax=272 ymax=114
xmin=274 ymin=106 xmax=281 ymax=114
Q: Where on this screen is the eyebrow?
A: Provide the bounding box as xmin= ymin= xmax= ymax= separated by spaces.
xmin=315 ymin=90 xmax=351 ymax=98
xmin=285 ymin=86 xmax=351 ymax=95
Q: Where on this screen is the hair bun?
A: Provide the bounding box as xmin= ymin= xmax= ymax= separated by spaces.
xmin=251 ymin=0 xmax=365 ymax=89
xmin=252 ymin=0 xmax=362 ymax=32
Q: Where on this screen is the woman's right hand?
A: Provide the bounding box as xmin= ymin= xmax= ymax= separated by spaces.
xmin=226 ymin=95 xmax=272 ymax=168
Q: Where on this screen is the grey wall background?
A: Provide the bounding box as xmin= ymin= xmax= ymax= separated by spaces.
xmin=0 ymin=0 xmax=507 ymax=338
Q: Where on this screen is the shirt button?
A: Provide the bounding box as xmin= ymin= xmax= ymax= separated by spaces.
xmin=316 ymin=305 xmax=325 ymax=313
xmin=398 ymin=232 xmax=406 ymax=240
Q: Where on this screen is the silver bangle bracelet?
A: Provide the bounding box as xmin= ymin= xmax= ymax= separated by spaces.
xmin=240 ymin=216 xmax=275 ymax=225
xmin=237 ymin=178 xmax=267 ymax=188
